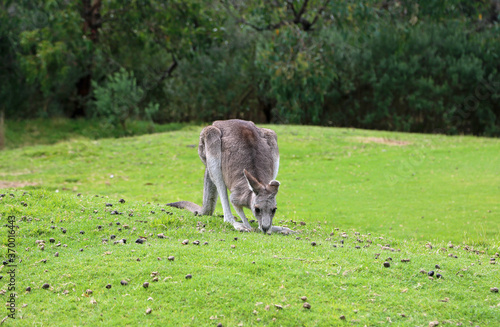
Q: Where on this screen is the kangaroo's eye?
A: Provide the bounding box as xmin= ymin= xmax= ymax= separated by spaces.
xmin=255 ymin=208 xmax=261 ymax=215
xmin=272 ymin=208 xmax=277 ymax=214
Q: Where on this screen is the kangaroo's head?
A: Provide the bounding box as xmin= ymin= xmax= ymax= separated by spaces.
xmin=243 ymin=169 xmax=280 ymax=234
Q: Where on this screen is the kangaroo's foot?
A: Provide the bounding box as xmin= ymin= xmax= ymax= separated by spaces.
xmin=270 ymin=226 xmax=295 ymax=235
xmin=233 ymin=221 xmax=252 ymax=232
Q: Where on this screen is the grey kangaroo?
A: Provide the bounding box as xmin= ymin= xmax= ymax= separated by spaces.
xmin=167 ymin=119 xmax=293 ymax=234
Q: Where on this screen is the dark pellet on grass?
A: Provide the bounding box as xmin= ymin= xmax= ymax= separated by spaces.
xmin=62 ymin=229 xmax=67 ymax=234
xmin=122 ymin=239 xmax=127 ymax=244
xmin=105 ymin=284 xmax=112 ymax=289
xmin=435 ymin=264 xmax=441 ymax=269
xmin=428 ymin=271 xmax=435 ymax=276
xmin=303 ymin=302 xmax=311 ymax=309
xmin=490 ymin=287 xmax=499 ymax=293
xmin=436 ymin=273 xmax=443 ymax=279
xmin=193 ymin=240 xmax=200 ymax=245
xmin=120 ymin=280 xmax=128 ymax=286
xmin=185 ymin=274 xmax=192 ymax=279
xmin=204 ymin=241 xmax=209 ymax=245
xmin=79 ymin=248 xmax=83 ymax=252
xmin=383 ymin=262 xmax=391 ymax=268
xmin=168 ymin=256 xmax=175 ymax=261
xmin=26 ymin=286 xmax=31 ymax=292
xmin=49 ymin=238 xmax=55 ymax=243
xmin=110 ymin=235 xmax=116 ymax=239
xmin=80 ymin=231 xmax=85 ymax=234
xmin=119 ymin=199 xmax=125 ymax=203
xmin=143 ymin=282 xmax=149 ymax=288
xmin=54 ymin=252 xmax=59 ymax=257
xmin=311 ymin=242 xmax=317 ymax=246
xmin=42 ymin=283 xmax=50 ymax=289
xmin=135 ymin=238 xmax=145 ymax=244
xmin=106 ymin=203 xmax=113 ymax=207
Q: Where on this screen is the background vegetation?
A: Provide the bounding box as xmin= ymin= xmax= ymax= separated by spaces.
xmin=1 ymin=0 xmax=500 ymax=136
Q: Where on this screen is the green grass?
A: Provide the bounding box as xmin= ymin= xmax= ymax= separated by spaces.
xmin=0 ymin=122 xmax=499 ymax=325
xmin=2 ymin=118 xmax=188 ymax=149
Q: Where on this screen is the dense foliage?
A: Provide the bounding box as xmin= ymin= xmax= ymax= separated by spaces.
xmin=1 ymin=0 xmax=499 ymax=135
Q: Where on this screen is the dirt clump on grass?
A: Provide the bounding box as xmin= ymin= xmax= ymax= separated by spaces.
xmin=355 ymin=137 xmax=411 ymax=146
xmin=0 ymin=180 xmax=38 ymax=189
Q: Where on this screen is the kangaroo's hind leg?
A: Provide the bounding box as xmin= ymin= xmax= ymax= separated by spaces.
xmin=199 ymin=169 xmax=217 ymax=215
xmin=199 ymin=126 xmax=251 ymax=232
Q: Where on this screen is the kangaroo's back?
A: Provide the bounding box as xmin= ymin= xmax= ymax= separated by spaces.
xmin=212 ymin=120 xmax=276 ymax=192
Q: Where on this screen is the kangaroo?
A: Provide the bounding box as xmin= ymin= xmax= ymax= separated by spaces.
xmin=167 ymin=119 xmax=293 ymax=234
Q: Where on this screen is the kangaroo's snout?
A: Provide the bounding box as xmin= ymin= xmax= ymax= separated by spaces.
xmin=261 ymin=225 xmax=271 ymax=234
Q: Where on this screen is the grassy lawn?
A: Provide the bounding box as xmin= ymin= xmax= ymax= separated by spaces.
xmin=1 ymin=121 xmax=499 ymax=325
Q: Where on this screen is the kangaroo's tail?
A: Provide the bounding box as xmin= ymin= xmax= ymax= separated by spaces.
xmin=166 ymin=201 xmax=203 ymax=216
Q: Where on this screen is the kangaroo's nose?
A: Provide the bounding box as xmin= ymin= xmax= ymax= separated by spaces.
xmin=261 ymin=225 xmax=271 ymax=234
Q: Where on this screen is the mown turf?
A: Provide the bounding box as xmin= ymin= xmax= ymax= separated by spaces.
xmin=0 ymin=123 xmax=499 ymax=325
xmin=1 ymin=190 xmax=499 ymax=326
xmin=1 ymin=124 xmax=499 ymax=244
xmin=2 ymin=118 xmax=187 ymax=149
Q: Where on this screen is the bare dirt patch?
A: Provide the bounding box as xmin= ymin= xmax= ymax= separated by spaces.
xmin=0 ymin=180 xmax=38 ymax=189
xmin=355 ymin=137 xmax=411 ymax=146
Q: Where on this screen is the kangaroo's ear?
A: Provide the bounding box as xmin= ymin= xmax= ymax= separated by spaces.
xmin=244 ymin=169 xmax=264 ymax=195
xmin=268 ymin=180 xmax=280 ymax=194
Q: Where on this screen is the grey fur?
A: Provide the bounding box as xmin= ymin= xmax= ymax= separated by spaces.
xmin=167 ymin=119 xmax=293 ymax=234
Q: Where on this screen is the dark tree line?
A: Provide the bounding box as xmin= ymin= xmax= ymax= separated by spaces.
xmin=1 ymin=0 xmax=499 ymax=136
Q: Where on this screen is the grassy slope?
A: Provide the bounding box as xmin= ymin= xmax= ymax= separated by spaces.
xmin=2 ymin=190 xmax=500 ymax=326
xmin=1 ymin=124 xmax=499 ymax=325
xmin=1 ymin=124 xmax=499 ymax=243
xmin=2 ymin=118 xmax=187 ymax=149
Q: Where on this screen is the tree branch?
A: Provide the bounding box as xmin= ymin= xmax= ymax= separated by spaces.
xmin=310 ymin=0 xmax=330 ymax=27
xmin=223 ymin=0 xmax=325 ymax=32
